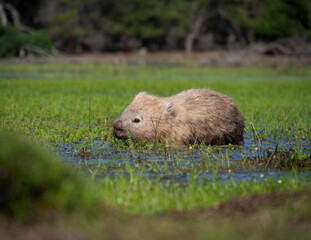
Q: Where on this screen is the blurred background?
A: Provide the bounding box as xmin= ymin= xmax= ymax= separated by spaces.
xmin=0 ymin=0 xmax=311 ymax=58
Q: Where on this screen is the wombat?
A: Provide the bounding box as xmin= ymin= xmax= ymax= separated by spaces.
xmin=113 ymin=89 xmax=244 ymax=146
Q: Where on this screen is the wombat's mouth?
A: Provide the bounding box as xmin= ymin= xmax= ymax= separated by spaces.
xmin=113 ymin=119 xmax=129 ymax=140
xmin=113 ymin=129 xmax=129 ymax=140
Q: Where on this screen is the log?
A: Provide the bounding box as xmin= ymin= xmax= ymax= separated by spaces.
xmin=5 ymin=3 xmax=34 ymax=33
xmin=262 ymin=43 xmax=292 ymax=56
xmin=19 ymin=44 xmax=50 ymax=57
xmin=0 ymin=3 xmax=8 ymax=26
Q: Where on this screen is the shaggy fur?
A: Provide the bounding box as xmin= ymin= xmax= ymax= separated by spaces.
xmin=113 ymin=89 xmax=245 ymax=145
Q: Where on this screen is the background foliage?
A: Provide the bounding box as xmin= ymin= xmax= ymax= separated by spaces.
xmin=0 ymin=26 xmax=53 ymax=58
xmin=0 ymin=0 xmax=310 ymax=55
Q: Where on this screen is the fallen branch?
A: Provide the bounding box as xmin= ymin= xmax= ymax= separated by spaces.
xmin=0 ymin=3 xmax=8 ymax=26
xmin=262 ymin=43 xmax=292 ymax=56
xmin=5 ymin=3 xmax=34 ymax=33
xmin=19 ymin=44 xmax=50 ymax=57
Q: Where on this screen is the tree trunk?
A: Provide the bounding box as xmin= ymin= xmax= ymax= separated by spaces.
xmin=0 ymin=1 xmax=34 ymax=32
xmin=0 ymin=2 xmax=8 ymax=26
xmin=185 ymin=1 xmax=206 ymax=57
xmin=185 ymin=11 xmax=205 ymax=56
xmin=0 ymin=1 xmax=52 ymax=58
xmin=5 ymin=3 xmax=34 ymax=33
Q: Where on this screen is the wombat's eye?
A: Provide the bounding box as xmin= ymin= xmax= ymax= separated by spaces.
xmin=133 ymin=118 xmax=141 ymax=123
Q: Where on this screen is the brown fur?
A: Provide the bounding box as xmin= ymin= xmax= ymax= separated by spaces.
xmin=113 ymin=89 xmax=245 ymax=145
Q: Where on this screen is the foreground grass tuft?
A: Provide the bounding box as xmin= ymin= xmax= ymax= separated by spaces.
xmin=0 ymin=131 xmax=101 ymax=222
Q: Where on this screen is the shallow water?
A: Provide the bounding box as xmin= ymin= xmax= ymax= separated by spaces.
xmin=57 ymin=132 xmax=311 ymax=183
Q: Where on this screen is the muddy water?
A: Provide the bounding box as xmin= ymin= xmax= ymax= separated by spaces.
xmin=57 ymin=132 xmax=311 ymax=182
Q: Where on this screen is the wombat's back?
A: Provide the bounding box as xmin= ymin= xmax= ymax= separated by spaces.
xmin=165 ymin=89 xmax=245 ymax=145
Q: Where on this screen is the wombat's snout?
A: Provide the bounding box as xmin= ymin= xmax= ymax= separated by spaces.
xmin=113 ymin=119 xmax=123 ymax=131
xmin=113 ymin=119 xmax=126 ymax=139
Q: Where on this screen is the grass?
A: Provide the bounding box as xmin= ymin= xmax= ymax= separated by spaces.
xmin=1 ymin=130 xmax=310 ymax=239
xmin=0 ymin=61 xmax=311 ymax=239
xmin=99 ymin=174 xmax=310 ymax=214
xmin=0 ymin=63 xmax=310 ymax=146
xmin=0 ymin=131 xmax=102 ymax=222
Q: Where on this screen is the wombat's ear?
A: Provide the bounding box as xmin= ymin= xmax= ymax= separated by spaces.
xmin=135 ymin=91 xmax=148 ymax=100
xmin=166 ymin=102 xmax=175 ymax=116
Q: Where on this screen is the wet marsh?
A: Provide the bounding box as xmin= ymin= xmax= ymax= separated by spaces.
xmin=1 ymin=60 xmax=311 ymax=238
xmin=1 ymin=63 xmax=310 ymax=181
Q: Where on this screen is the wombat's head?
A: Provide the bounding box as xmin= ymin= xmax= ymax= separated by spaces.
xmin=113 ymin=92 xmax=174 ymax=142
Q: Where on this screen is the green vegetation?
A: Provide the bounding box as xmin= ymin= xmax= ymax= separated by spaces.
xmin=0 ymin=63 xmax=310 ymax=147
xmin=0 ymin=26 xmax=53 ymax=58
xmin=0 ymin=131 xmax=310 ymax=239
xmin=253 ymin=0 xmax=311 ymax=40
xmin=0 ymin=62 xmax=311 ymax=238
xmin=47 ymin=0 xmax=311 ymax=42
xmin=0 ymin=131 xmax=101 ymax=222
xmin=5 ymin=0 xmax=311 ymax=54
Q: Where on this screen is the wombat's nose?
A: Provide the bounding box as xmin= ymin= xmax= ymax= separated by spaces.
xmin=113 ymin=119 xmax=123 ymax=131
